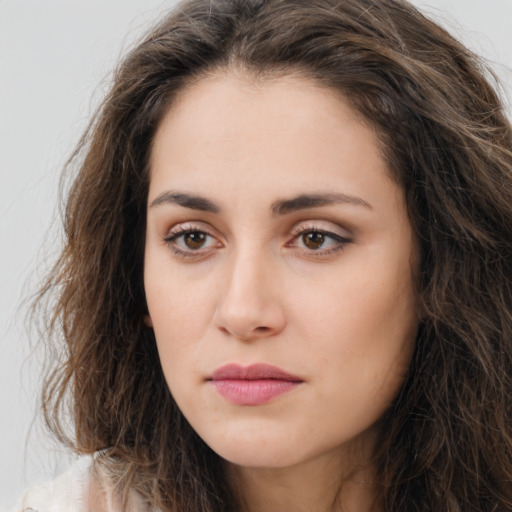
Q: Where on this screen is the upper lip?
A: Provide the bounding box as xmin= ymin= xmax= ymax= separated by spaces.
xmin=209 ymin=363 xmax=303 ymax=382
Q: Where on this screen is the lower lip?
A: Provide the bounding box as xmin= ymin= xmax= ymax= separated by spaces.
xmin=210 ymin=379 xmax=301 ymax=405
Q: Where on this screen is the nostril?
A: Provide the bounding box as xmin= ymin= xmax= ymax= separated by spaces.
xmin=216 ymin=324 xmax=273 ymax=340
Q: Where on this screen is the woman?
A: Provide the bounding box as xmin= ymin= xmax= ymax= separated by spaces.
xmin=18 ymin=0 xmax=512 ymax=510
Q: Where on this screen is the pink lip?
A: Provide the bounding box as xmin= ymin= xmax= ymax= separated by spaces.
xmin=208 ymin=363 xmax=303 ymax=406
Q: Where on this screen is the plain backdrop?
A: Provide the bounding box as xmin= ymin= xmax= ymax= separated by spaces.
xmin=1 ymin=0 xmax=511 ymax=509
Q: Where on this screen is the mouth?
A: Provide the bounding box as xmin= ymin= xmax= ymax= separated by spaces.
xmin=207 ymin=363 xmax=303 ymax=406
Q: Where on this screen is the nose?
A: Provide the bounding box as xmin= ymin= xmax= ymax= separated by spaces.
xmin=213 ymin=249 xmax=286 ymax=341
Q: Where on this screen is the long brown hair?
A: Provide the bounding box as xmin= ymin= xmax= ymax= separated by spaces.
xmin=38 ymin=0 xmax=512 ymax=510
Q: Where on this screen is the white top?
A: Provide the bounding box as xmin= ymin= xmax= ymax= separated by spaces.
xmin=11 ymin=456 xmax=148 ymax=512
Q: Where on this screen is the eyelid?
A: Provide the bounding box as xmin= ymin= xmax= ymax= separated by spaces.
xmin=164 ymin=221 xmax=218 ymax=239
xmin=163 ymin=221 xmax=223 ymax=259
xmin=162 ymin=220 xmax=352 ymax=260
xmin=288 ymin=220 xmax=353 ymax=240
xmin=286 ymin=220 xmax=353 ymax=256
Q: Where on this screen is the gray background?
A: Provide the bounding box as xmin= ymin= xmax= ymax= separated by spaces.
xmin=1 ymin=0 xmax=511 ymax=509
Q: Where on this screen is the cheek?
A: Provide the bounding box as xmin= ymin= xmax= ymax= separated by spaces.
xmin=144 ymin=262 xmax=217 ymax=372
xmin=293 ymin=265 xmax=415 ymax=341
xmin=145 ymin=249 xmax=200 ymax=324
xmin=292 ymin=259 xmax=417 ymax=391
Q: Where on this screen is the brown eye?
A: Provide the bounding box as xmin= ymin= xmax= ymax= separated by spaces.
xmin=302 ymin=232 xmax=325 ymax=250
xmin=184 ymin=231 xmax=207 ymax=249
xmin=165 ymin=228 xmax=220 ymax=256
xmin=288 ymin=227 xmax=351 ymax=256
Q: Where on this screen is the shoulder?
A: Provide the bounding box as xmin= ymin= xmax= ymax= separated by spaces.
xmin=12 ymin=456 xmax=92 ymax=512
xmin=11 ymin=455 xmax=150 ymax=512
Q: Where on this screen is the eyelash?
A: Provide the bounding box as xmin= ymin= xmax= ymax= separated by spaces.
xmin=163 ymin=225 xmax=220 ymax=259
xmin=164 ymin=224 xmax=352 ymax=259
xmin=287 ymin=225 xmax=352 ymax=257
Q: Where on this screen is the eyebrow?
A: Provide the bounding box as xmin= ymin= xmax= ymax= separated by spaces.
xmin=149 ymin=191 xmax=221 ymax=213
xmin=149 ymin=190 xmax=371 ymax=215
xmin=271 ymin=193 xmax=372 ymax=215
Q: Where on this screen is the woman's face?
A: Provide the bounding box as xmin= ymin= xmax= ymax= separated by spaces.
xmin=144 ymin=72 xmax=418 ymax=470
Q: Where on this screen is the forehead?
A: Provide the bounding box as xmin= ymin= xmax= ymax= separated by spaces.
xmin=160 ymin=68 xmax=373 ymax=130
xmin=151 ymin=71 xmax=381 ymax=168
xmin=148 ymin=70 xmax=405 ymax=219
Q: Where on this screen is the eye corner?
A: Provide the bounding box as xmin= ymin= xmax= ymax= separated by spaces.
xmin=163 ymin=222 xmax=224 ymax=260
xmin=285 ymin=225 xmax=352 ymax=259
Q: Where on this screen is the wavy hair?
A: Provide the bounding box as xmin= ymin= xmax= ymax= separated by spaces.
xmin=38 ymin=0 xmax=512 ymax=510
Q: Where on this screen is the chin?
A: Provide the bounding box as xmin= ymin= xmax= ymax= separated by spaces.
xmin=217 ymin=444 xmax=304 ymax=469
xmin=198 ymin=427 xmax=307 ymax=469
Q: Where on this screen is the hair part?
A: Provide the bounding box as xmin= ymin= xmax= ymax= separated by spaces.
xmin=38 ymin=0 xmax=512 ymax=510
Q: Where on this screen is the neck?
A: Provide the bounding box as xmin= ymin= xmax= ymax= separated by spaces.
xmin=227 ymin=447 xmax=379 ymax=512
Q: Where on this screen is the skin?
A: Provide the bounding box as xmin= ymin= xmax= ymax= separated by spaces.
xmin=144 ymin=71 xmax=419 ymax=512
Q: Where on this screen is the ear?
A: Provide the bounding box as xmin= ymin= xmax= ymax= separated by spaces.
xmin=143 ymin=314 xmax=153 ymax=328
